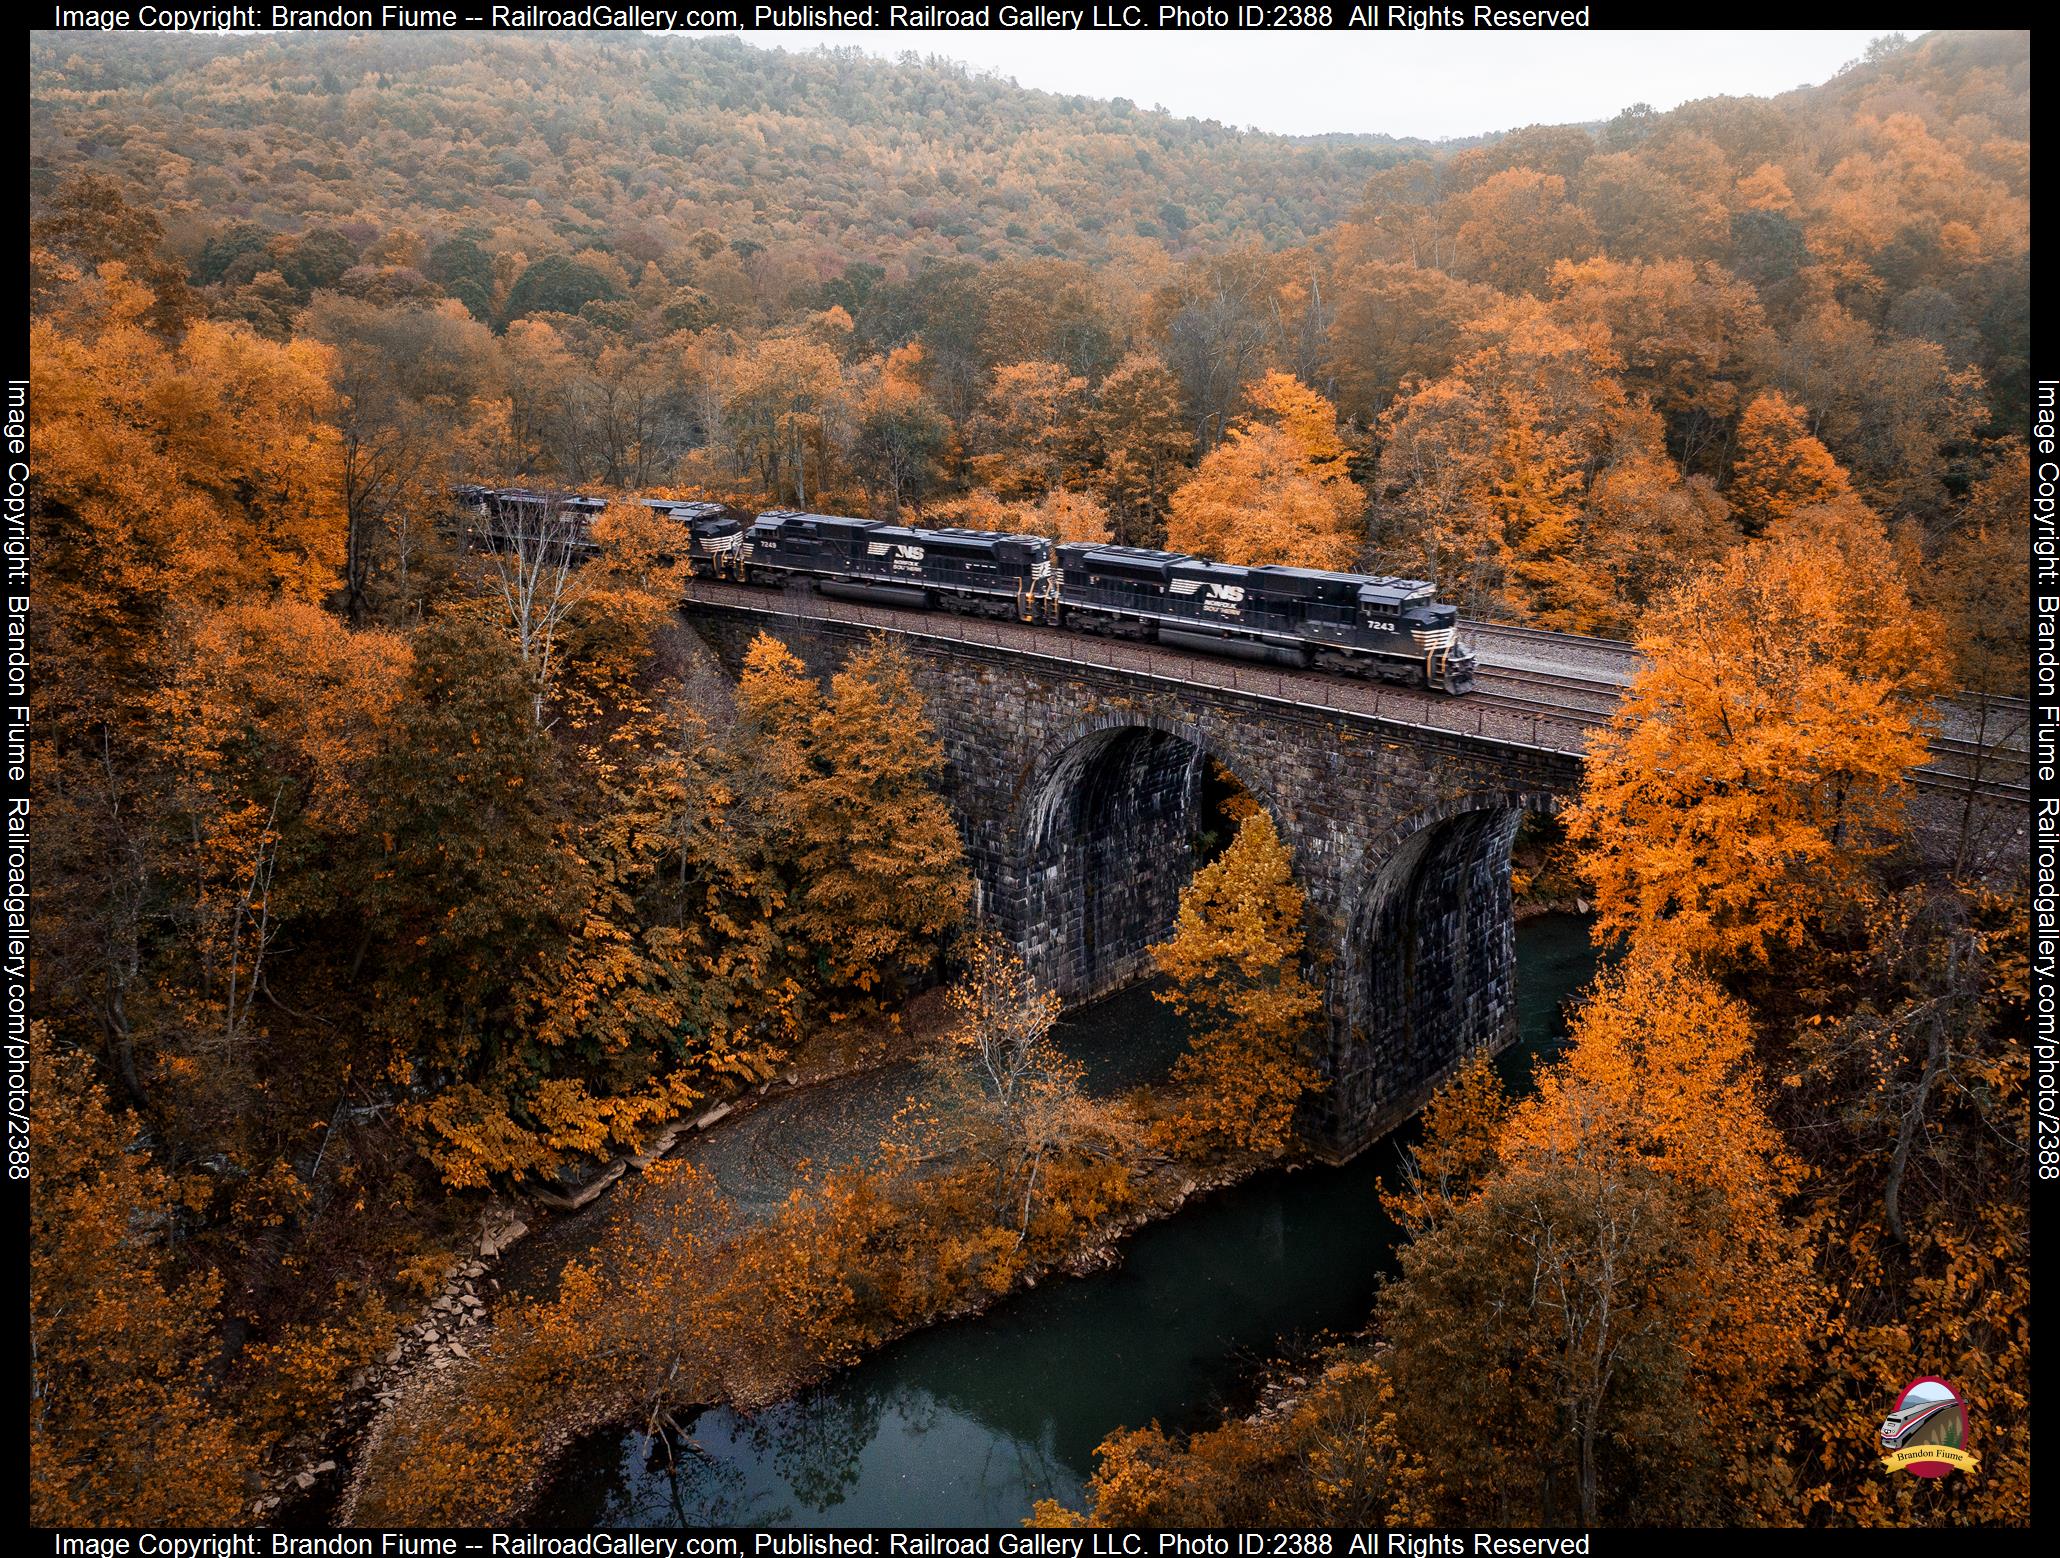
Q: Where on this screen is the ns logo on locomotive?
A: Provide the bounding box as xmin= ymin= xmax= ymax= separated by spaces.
xmin=453 ymin=487 xmax=1477 ymax=695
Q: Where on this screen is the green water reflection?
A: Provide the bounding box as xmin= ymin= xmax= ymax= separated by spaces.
xmin=538 ymin=913 xmax=1598 ymax=1527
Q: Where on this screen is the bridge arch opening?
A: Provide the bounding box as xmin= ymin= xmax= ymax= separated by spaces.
xmin=1327 ymin=795 xmax=1557 ymax=1154
xmin=1009 ymin=718 xmax=1266 ymax=1007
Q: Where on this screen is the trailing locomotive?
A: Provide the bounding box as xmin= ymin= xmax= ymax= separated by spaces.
xmin=727 ymin=508 xmax=1473 ymax=694
xmin=454 ymin=489 xmax=1475 ymax=695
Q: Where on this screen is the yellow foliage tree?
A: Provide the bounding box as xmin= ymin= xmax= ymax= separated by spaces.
xmin=1149 ymin=810 xmax=1324 ymax=1156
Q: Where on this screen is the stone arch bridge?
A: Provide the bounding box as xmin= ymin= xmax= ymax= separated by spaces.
xmin=679 ymin=580 xmax=2024 ymax=1159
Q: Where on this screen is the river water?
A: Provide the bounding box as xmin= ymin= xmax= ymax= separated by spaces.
xmin=537 ymin=914 xmax=1598 ymax=1527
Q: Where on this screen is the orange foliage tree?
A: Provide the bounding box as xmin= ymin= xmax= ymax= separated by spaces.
xmin=1031 ymin=1357 xmax=1409 ymax=1527
xmin=1726 ymin=390 xmax=1856 ymax=536
xmin=1566 ymin=508 xmax=1942 ymax=971
xmin=1165 ymin=373 xmax=1362 ymax=568
xmin=735 ymin=634 xmax=971 ymax=1005
xmin=1375 ymin=951 xmax=1818 ymax=1525
xmin=1373 ymin=301 xmax=1736 ymax=631
xmin=30 ymin=1032 xmax=255 ymax=1525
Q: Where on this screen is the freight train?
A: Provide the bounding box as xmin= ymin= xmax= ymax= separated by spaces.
xmin=452 ymin=486 xmax=1476 ymax=694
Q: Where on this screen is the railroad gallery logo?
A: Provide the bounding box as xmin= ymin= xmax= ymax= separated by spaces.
xmin=1878 ymin=1377 xmax=1979 ymax=1478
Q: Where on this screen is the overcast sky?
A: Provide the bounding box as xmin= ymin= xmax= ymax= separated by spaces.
xmin=727 ymin=28 xmax=1921 ymax=139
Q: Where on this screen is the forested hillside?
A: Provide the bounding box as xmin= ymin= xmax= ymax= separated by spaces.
xmin=30 ymin=31 xmax=1417 ymax=272
xmin=27 ymin=26 xmax=2030 ymax=1529
xmin=30 ymin=28 xmax=2031 ymax=636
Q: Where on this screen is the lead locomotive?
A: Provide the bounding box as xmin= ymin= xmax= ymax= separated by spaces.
xmin=454 ymin=488 xmax=1476 ymax=695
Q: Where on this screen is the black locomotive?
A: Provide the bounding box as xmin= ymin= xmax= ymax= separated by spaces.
xmin=456 ymin=490 xmax=1475 ymax=695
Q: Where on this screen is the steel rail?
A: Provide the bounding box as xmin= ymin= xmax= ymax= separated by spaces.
xmin=677 ymin=578 xmax=2032 ymax=803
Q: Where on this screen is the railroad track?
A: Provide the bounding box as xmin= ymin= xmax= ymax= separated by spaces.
xmin=1912 ymin=766 xmax=2030 ymax=799
xmin=677 ymin=580 xmax=2031 ymax=805
xmin=1466 ymin=620 xmax=1642 ymax=685
xmin=1473 ymin=665 xmax=1626 ymax=715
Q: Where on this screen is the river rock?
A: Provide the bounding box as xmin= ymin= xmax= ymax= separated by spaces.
xmin=480 ymin=1205 xmax=528 ymax=1257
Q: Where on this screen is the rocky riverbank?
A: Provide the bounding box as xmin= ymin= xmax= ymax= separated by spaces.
xmin=320 ymin=979 xmax=1277 ymax=1525
xmin=271 ymin=993 xmax=957 ymax=1526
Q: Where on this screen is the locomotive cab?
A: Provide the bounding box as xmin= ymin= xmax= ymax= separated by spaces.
xmin=684 ymin=512 xmax=743 ymax=575
xmin=1357 ymin=578 xmax=1474 ymax=693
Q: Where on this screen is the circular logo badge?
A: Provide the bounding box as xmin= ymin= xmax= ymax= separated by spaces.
xmin=1879 ymin=1377 xmax=1977 ymax=1479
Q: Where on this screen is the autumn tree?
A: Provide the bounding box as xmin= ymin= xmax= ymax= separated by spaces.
xmin=303 ymin=293 xmax=497 ymax=624
xmin=850 ymin=344 xmax=948 ymax=519
xmin=1779 ymin=885 xmax=2031 ymax=1526
xmin=1576 ymin=147 xmax=1730 ymax=264
xmin=1149 ymin=810 xmax=1323 ymax=1157
xmin=724 ymin=328 xmax=849 ymax=506
xmin=1372 ymin=303 xmax=1721 ymax=628
xmin=32 ymin=264 xmax=346 ymax=1107
xmin=1726 ymin=390 xmax=1856 ymax=535
xmin=145 ymin=601 xmax=410 ymax=1137
xmin=1088 ymin=352 xmax=1193 ymax=546
xmin=966 ymin=360 xmax=1091 ymax=502
xmin=1753 ymin=302 xmax=1987 ymax=523
xmin=353 ymin=616 xmax=584 ymax=1185
xmin=467 ymin=491 xmax=599 ymax=726
xmin=1376 ymin=1050 xmax=1510 ymax=1235
xmin=1165 ymin=374 xmax=1362 ymax=569
xmin=1444 ymin=168 xmax=1599 ymax=295
xmin=735 ymin=635 xmax=971 ymax=1006
xmin=1377 ymin=951 xmax=1817 ymax=1525
xmin=30 ymin=1034 xmax=254 ymax=1525
xmin=1565 ymin=508 xmax=1943 ymax=971
xmin=925 ymin=927 xmax=1135 ymax=1244
xmin=1033 ymin=1358 xmax=1408 ymax=1527
xmin=30 ymin=173 xmax=198 ymax=333
xmin=1148 ymin=245 xmax=1289 ymax=450
xmin=1907 ymin=447 xmax=2030 ymax=870
xmin=1323 ymin=260 xmax=1498 ymax=425
xmin=930 ymin=487 xmax=1112 ymax=547
xmin=1547 ymin=255 xmax=1767 ymax=472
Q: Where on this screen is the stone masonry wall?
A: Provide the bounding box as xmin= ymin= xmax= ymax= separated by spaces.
xmin=687 ymin=603 xmax=1579 ymax=1159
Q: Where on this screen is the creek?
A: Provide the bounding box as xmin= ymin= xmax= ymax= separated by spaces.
xmin=536 ymin=913 xmax=1599 ymax=1526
